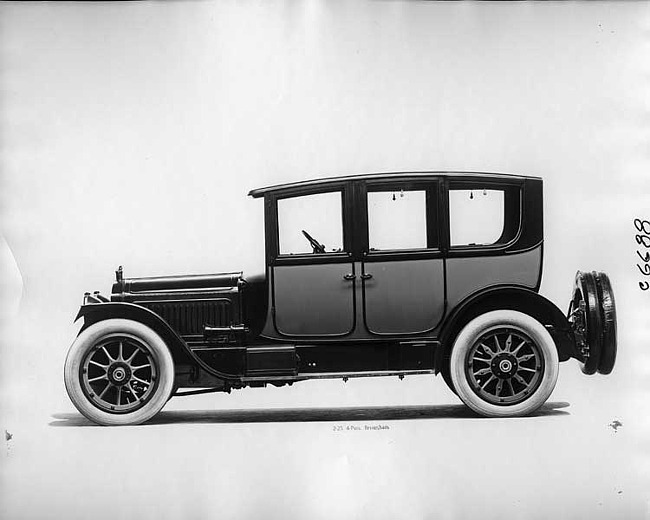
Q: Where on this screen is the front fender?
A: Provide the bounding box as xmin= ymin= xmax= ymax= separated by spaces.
xmin=435 ymin=285 xmax=579 ymax=373
xmin=76 ymin=302 xmax=235 ymax=380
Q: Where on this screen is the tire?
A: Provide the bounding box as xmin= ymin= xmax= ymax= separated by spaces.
xmin=450 ymin=310 xmax=559 ymax=418
xmin=594 ymin=271 xmax=617 ymax=375
xmin=570 ymin=271 xmax=603 ymax=375
xmin=64 ymin=318 xmax=175 ymax=426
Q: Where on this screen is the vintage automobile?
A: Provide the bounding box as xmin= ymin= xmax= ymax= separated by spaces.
xmin=64 ymin=172 xmax=617 ymax=425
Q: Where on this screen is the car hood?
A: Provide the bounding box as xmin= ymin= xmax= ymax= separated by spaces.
xmin=112 ymin=271 xmax=243 ymax=296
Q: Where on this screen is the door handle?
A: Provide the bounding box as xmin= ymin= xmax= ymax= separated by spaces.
xmin=343 ymin=273 xmax=356 ymax=280
xmin=360 ymin=273 xmax=373 ymax=280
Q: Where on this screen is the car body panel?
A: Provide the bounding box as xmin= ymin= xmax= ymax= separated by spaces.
xmin=445 ymin=245 xmax=542 ymax=309
xmin=362 ymin=258 xmax=445 ymax=334
xmin=272 ymin=262 xmax=356 ymax=336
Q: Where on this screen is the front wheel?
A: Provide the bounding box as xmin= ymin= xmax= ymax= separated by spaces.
xmin=450 ymin=310 xmax=559 ymax=417
xmin=64 ymin=319 xmax=175 ymax=426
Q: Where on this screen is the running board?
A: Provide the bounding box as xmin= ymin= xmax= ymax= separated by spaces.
xmin=189 ymin=341 xmax=439 ymax=379
xmin=242 ymin=369 xmax=434 ymax=383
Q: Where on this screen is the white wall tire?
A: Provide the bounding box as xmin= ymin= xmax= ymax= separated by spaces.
xmin=64 ymin=319 xmax=175 ymax=426
xmin=450 ymin=310 xmax=559 ymax=417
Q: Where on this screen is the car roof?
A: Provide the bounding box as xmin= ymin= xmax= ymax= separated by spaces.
xmin=248 ymin=171 xmax=540 ymax=198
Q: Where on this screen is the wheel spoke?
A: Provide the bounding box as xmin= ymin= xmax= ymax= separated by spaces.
xmin=88 ymin=374 xmax=108 ymax=383
xmin=513 ymin=374 xmax=529 ymax=387
xmin=118 ymin=341 xmax=124 ymax=362
xmin=89 ymin=360 xmax=108 ymax=370
xmin=126 ymin=347 xmax=139 ymax=364
xmin=102 ymin=346 xmax=115 ymax=362
xmin=504 ymin=334 xmax=513 ymax=352
xmin=131 ymin=364 xmax=151 ymax=372
xmin=117 ymin=387 xmax=122 ymax=406
xmin=480 ymin=342 xmax=496 ymax=356
xmin=511 ymin=341 xmax=527 ymax=355
xmin=481 ymin=375 xmax=496 ymax=390
xmin=493 ymin=335 xmax=501 ymax=353
xmin=99 ymin=381 xmax=112 ymax=399
xmin=506 ymin=379 xmax=515 ymax=395
xmin=519 ymin=366 xmax=537 ymax=373
xmin=496 ymin=379 xmax=503 ymax=396
xmin=517 ymin=353 xmax=536 ymax=362
xmin=473 ymin=355 xmax=491 ymax=363
xmin=132 ymin=376 xmax=151 ymax=386
xmin=124 ymin=386 xmax=133 ymax=403
xmin=127 ymin=382 xmax=140 ymax=399
xmin=473 ymin=367 xmax=492 ymax=376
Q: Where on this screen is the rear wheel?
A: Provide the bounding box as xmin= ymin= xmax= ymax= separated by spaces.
xmin=450 ymin=310 xmax=559 ymax=417
xmin=64 ymin=319 xmax=175 ymax=426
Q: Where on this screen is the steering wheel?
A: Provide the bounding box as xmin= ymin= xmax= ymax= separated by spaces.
xmin=301 ymin=230 xmax=326 ymax=254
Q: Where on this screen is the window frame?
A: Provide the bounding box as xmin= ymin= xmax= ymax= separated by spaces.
xmin=445 ymin=179 xmax=524 ymax=257
xmin=359 ymin=179 xmax=442 ymax=262
xmin=265 ymin=183 xmax=354 ymax=266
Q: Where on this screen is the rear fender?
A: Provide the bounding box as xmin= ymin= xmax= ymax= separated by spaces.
xmin=435 ymin=286 xmax=579 ymax=373
xmin=76 ymin=302 xmax=232 ymax=380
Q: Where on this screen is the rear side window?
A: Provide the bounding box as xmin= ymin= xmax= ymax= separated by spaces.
xmin=449 ymin=187 xmax=520 ymax=247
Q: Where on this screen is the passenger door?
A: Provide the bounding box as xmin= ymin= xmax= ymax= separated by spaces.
xmin=270 ymin=187 xmax=356 ymax=337
xmin=360 ymin=181 xmax=445 ymax=335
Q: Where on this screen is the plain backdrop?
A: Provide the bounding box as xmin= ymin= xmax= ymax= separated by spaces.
xmin=1 ymin=1 xmax=649 ymax=519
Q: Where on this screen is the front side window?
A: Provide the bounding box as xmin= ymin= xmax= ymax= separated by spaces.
xmin=277 ymin=191 xmax=344 ymax=255
xmin=367 ymin=189 xmax=428 ymax=251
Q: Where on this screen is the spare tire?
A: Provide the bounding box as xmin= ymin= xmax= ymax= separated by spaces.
xmin=569 ymin=271 xmax=602 ymax=375
xmin=594 ymin=271 xmax=617 ymax=375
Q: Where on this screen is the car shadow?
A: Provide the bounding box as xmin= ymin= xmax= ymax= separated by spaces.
xmin=49 ymin=401 xmax=570 ymax=427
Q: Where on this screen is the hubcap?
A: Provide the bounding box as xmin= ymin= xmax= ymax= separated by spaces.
xmin=466 ymin=327 xmax=544 ymax=405
xmin=107 ymin=363 xmax=131 ymax=385
xmin=80 ymin=334 xmax=158 ymax=413
xmin=492 ymin=354 xmax=518 ymax=378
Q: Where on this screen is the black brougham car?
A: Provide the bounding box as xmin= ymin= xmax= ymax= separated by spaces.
xmin=65 ymin=172 xmax=617 ymax=425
